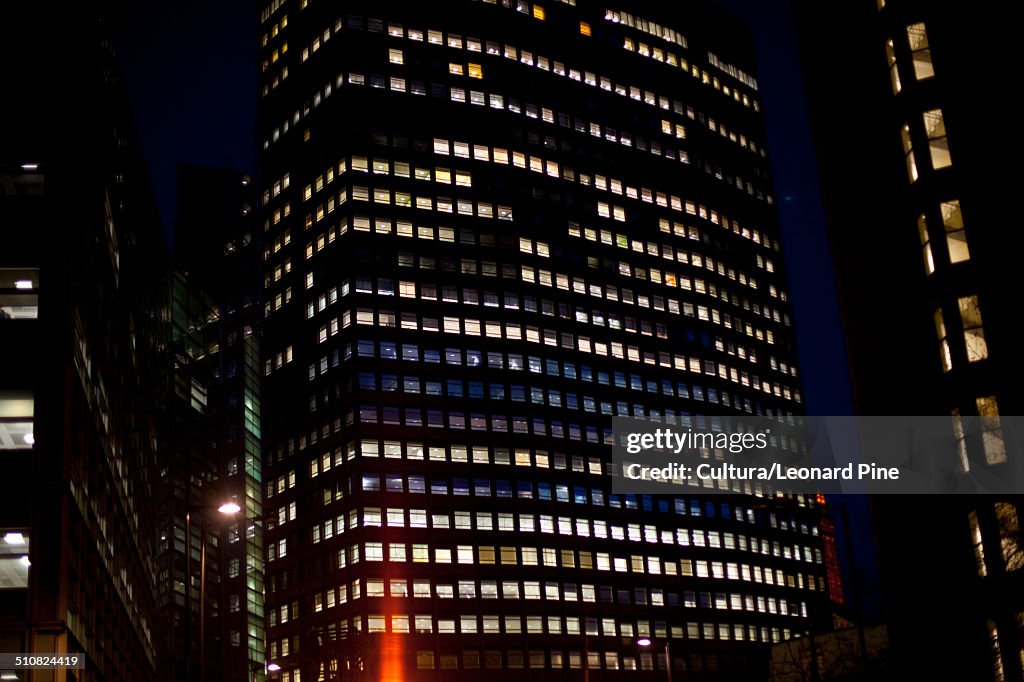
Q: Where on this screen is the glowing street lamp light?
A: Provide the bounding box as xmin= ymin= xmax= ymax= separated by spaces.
xmin=267 ymin=663 xmax=282 ymax=672
xmin=218 ymin=501 xmax=242 ymax=515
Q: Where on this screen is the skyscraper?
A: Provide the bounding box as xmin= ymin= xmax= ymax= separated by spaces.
xmin=793 ymin=1 xmax=1023 ymax=679
xmin=259 ymin=1 xmax=827 ymax=679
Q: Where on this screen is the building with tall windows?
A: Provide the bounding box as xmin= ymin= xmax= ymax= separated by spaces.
xmin=259 ymin=1 xmax=828 ymax=679
xmin=793 ymin=2 xmax=1022 ymax=680
xmin=0 ymin=3 xmax=166 ymax=679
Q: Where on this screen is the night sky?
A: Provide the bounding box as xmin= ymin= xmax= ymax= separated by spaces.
xmin=114 ymin=0 xmax=878 ymax=616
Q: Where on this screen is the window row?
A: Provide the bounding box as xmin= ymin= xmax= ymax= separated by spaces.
xmin=306 ymin=580 xmax=807 ymax=625
xmin=310 ymin=577 xmax=810 ymax=617
xmin=349 ymin=333 xmax=796 ymax=401
xmin=408 ymin=646 xmax=702 ymax=673
xmin=387 ymin=257 xmax=780 ymax=348
xmin=312 ymin=507 xmax=821 ymax=563
xmin=356 ymin=369 xmax=756 ymax=405
xmin=305 ymin=244 xmax=782 ymax=345
xmin=303 ymin=271 xmax=790 ymax=379
xmin=330 ymin=542 xmax=822 ymax=590
xmin=312 ymin=273 xmax=787 ymax=374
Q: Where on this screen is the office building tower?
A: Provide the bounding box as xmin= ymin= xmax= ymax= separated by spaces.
xmin=259 ymin=1 xmax=827 ymax=679
xmin=0 ymin=4 xmax=166 ymax=679
xmin=163 ymin=165 xmax=266 ymax=682
xmin=793 ymin=2 xmax=1023 ymax=679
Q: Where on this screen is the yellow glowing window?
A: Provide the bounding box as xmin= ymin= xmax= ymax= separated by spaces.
xmin=449 ymin=63 xmax=464 ymax=76
xmin=958 ymin=296 xmax=988 ymax=362
xmin=467 ymin=63 xmax=483 ymax=79
xmin=580 ymin=21 xmax=591 ymax=36
xmin=388 ymin=48 xmax=404 ymax=65
xmin=532 ymin=5 xmax=545 ymax=20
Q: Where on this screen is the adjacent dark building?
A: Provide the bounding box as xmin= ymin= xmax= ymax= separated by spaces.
xmin=166 ymin=165 xmax=267 ymax=682
xmin=1 ymin=4 xmax=166 ymax=680
xmin=258 ymin=1 xmax=828 ymax=680
xmin=793 ymin=2 xmax=1023 ymax=680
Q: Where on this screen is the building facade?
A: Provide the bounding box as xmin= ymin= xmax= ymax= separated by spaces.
xmin=172 ymin=165 xmax=268 ymax=682
xmin=0 ymin=4 xmax=166 ymax=680
xmin=793 ymin=1 xmax=1023 ymax=680
xmin=259 ymin=1 xmax=827 ymax=679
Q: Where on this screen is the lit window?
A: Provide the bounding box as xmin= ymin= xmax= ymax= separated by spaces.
xmin=900 ymin=124 xmax=918 ymax=181
xmin=988 ymin=620 xmax=1005 ymax=682
xmin=995 ymin=503 xmax=1024 ymax=571
xmin=977 ymin=397 xmax=1006 ymax=465
xmin=416 ymin=651 xmax=435 ymax=670
xmin=0 ymin=530 xmax=30 ymax=588
xmin=449 ymin=63 xmax=464 ymax=76
xmin=532 ymin=4 xmax=545 ymax=20
xmin=934 ymin=309 xmax=951 ymax=373
xmin=941 ymin=200 xmax=969 ymax=263
xmin=580 ymin=21 xmax=591 ymax=36
xmin=958 ymin=296 xmax=988 ymax=362
xmin=906 ymin=23 xmax=934 ymax=80
xmin=388 ymin=48 xmax=404 ymax=65
xmin=468 ymin=63 xmax=483 ymax=79
xmin=0 ymin=268 xmax=40 ymax=320
xmin=0 ymin=392 xmax=34 ymax=451
xmin=922 ymin=109 xmax=951 ymax=169
xmin=917 ymin=215 xmax=934 ymax=275
xmin=885 ymin=40 xmax=901 ymax=94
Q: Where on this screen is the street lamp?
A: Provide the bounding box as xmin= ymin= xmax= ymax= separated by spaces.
xmin=185 ymin=500 xmax=241 ymax=682
xmin=637 ymin=637 xmax=672 ymax=682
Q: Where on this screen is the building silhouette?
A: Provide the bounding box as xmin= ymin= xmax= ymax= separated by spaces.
xmin=793 ymin=1 xmax=1023 ymax=679
xmin=258 ymin=1 xmax=828 ymax=680
xmin=0 ymin=3 xmax=166 ymax=679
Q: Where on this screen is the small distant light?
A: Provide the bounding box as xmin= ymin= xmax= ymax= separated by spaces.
xmin=267 ymin=663 xmax=282 ymax=672
xmin=4 ymin=532 xmax=26 ymax=545
xmin=15 ymin=280 xmax=33 ymax=290
xmin=218 ymin=502 xmax=242 ymax=515
xmin=2 ymin=672 xmax=20 ymax=680
xmin=19 ymin=556 xmax=31 ymax=567
xmin=636 ymin=637 xmax=652 ymax=647
xmin=23 ymin=433 xmax=35 ymax=445
xmin=20 ymin=163 xmax=39 ymax=171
